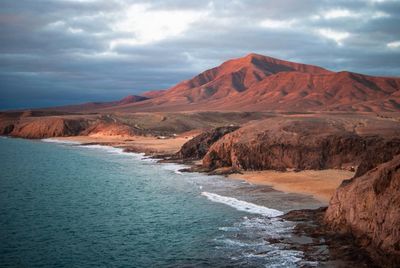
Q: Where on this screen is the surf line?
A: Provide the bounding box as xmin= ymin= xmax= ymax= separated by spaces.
xmin=201 ymin=192 xmax=283 ymax=217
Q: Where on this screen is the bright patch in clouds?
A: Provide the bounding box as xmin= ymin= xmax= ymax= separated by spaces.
xmin=318 ymin=29 xmax=350 ymax=45
xmin=320 ymin=9 xmax=389 ymax=20
xmin=387 ymin=41 xmax=400 ymax=48
xmin=110 ymin=4 xmax=207 ymax=48
xmin=260 ymin=19 xmax=296 ymax=29
xmin=323 ymin=9 xmax=355 ymax=19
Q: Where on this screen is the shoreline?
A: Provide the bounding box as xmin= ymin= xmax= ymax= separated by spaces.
xmin=38 ymin=135 xmax=370 ymax=266
xmin=48 ymin=135 xmax=193 ymax=155
xmin=229 ymin=169 xmax=354 ymax=203
xmin=43 ymin=135 xmax=353 ymax=204
xmin=5 ymin=135 xmax=378 ymax=266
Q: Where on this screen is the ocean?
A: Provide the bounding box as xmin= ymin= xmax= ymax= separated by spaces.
xmin=0 ymin=137 xmax=324 ymax=267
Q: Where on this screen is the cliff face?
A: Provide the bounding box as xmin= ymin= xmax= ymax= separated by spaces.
xmin=355 ymin=139 xmax=400 ymax=177
xmin=202 ymin=116 xmax=400 ymax=171
xmin=176 ymin=126 xmax=239 ymax=159
xmin=10 ymin=117 xmax=89 ymax=139
xmin=325 ymin=155 xmax=400 ymax=266
xmin=0 ymin=122 xmax=14 ymax=135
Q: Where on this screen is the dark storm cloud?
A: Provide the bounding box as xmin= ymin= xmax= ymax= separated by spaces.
xmin=0 ymin=0 xmax=399 ymax=109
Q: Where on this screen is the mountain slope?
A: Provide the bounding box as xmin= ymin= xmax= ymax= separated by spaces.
xmin=100 ymin=53 xmax=399 ymax=113
xmin=164 ymin=53 xmax=331 ymax=102
xmin=47 ymin=53 xmax=399 ymax=113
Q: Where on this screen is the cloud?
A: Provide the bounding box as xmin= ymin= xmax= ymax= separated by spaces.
xmin=317 ymin=29 xmax=351 ymax=45
xmin=387 ymin=41 xmax=400 ymax=48
xmin=0 ymin=0 xmax=399 ymax=109
xmin=109 ymin=3 xmax=207 ymax=47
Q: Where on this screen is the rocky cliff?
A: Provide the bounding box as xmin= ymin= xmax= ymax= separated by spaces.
xmin=176 ymin=126 xmax=239 ymax=160
xmin=10 ymin=117 xmax=90 ymax=139
xmin=202 ymin=116 xmax=400 ymax=172
xmin=325 ymin=155 xmax=400 ymax=267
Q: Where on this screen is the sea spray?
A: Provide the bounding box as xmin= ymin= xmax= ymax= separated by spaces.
xmin=41 ymin=138 xmax=81 ymax=145
xmin=201 ymin=192 xmax=284 ymax=217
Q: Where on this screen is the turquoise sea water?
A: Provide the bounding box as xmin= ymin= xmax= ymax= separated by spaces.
xmin=0 ymin=137 xmax=323 ymax=267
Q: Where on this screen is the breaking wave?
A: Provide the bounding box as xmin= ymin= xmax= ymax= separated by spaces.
xmin=201 ymin=192 xmax=283 ymax=217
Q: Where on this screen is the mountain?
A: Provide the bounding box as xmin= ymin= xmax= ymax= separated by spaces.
xmin=54 ymin=53 xmax=400 ymax=113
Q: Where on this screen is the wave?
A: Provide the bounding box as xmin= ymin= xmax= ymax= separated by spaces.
xmin=41 ymin=138 xmax=81 ymax=145
xmin=201 ymin=192 xmax=283 ymax=217
xmin=78 ymin=144 xmax=145 ymax=159
xmin=161 ymin=163 xmax=188 ymax=175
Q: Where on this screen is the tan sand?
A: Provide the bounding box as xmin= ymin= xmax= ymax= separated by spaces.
xmin=51 ymin=134 xmax=192 ymax=155
xmin=229 ymin=169 xmax=354 ymax=203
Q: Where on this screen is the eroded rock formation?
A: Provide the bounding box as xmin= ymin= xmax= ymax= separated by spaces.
xmin=10 ymin=117 xmax=89 ymax=139
xmin=176 ymin=126 xmax=239 ymax=159
xmin=202 ymin=116 xmax=400 ymax=172
xmin=325 ymin=155 xmax=400 ymax=267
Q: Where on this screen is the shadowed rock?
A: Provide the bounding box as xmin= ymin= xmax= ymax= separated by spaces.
xmin=176 ymin=126 xmax=240 ymax=160
xmin=202 ymin=116 xmax=400 ymax=172
xmin=325 ymin=155 xmax=400 ymax=267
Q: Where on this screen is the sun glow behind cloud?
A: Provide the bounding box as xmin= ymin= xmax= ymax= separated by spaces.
xmin=387 ymin=41 xmax=400 ymax=49
xmin=109 ymin=4 xmax=207 ymax=48
xmin=317 ymin=29 xmax=350 ymax=45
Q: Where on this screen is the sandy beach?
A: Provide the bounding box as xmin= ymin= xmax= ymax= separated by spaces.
xmin=51 ymin=134 xmax=194 ymax=155
xmin=229 ymin=169 xmax=355 ymax=203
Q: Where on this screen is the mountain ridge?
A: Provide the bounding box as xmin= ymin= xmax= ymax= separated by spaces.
xmin=52 ymin=53 xmax=400 ymax=113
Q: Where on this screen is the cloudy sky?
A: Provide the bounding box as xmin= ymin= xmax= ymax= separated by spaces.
xmin=1 ymin=0 xmax=400 ymax=109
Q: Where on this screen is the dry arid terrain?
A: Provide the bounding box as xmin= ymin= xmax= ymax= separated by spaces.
xmin=2 ymin=53 xmax=400 ymax=266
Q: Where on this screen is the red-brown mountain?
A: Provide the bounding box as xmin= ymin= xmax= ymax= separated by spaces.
xmin=62 ymin=53 xmax=400 ymax=113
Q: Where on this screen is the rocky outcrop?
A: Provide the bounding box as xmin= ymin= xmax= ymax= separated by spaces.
xmin=176 ymin=126 xmax=239 ymax=159
xmin=81 ymin=122 xmax=138 ymax=137
xmin=10 ymin=117 xmax=89 ymax=139
xmin=0 ymin=122 xmax=15 ymax=135
xmin=325 ymin=155 xmax=400 ymax=267
xmin=354 ymin=139 xmax=400 ymax=177
xmin=202 ymin=116 xmax=400 ymax=171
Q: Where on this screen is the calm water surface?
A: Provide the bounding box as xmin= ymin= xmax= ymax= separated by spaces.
xmin=0 ymin=137 xmax=323 ymax=267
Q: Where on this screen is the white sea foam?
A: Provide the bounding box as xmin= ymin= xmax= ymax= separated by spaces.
xmin=161 ymin=163 xmax=188 ymax=175
xmin=41 ymin=138 xmax=81 ymax=144
xmin=218 ymin=226 xmax=240 ymax=232
xmin=78 ymin=144 xmax=145 ymax=159
xmin=220 ymin=238 xmax=266 ymax=247
xmin=42 ymin=139 xmax=161 ymax=163
xmin=201 ymin=192 xmax=283 ymax=217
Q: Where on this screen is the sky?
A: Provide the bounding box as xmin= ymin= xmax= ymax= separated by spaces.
xmin=1 ymin=0 xmax=400 ymax=110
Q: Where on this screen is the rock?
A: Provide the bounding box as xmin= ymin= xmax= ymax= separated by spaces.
xmin=175 ymin=126 xmax=239 ymax=160
xmin=325 ymin=154 xmax=400 ymax=267
xmin=81 ymin=122 xmax=137 ymax=137
xmin=0 ymin=123 xmax=14 ymax=135
xmin=354 ymin=138 xmax=400 ymax=177
xmin=202 ymin=116 xmax=400 ymax=172
xmin=10 ymin=117 xmax=89 ymax=139
xmin=281 ymin=207 xmax=377 ymax=267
